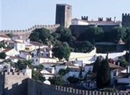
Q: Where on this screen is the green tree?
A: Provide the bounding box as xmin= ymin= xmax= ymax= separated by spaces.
xmin=15 ymin=60 xmax=26 ymax=70
xmin=93 ymin=56 xmax=103 ymax=73
xmin=32 ymin=70 xmax=45 ymax=82
xmin=58 ymin=68 xmax=70 ymax=76
xmin=125 ymin=27 xmax=130 ymax=40
xmin=96 ymin=54 xmax=111 ymax=88
xmin=6 ymin=33 xmax=13 ymax=38
xmin=125 ymin=37 xmax=130 ymax=50
xmin=52 ymin=44 xmax=70 ymax=61
xmin=74 ymin=41 xmax=94 ymax=52
xmin=29 ymin=28 xmax=51 ymax=44
xmin=80 ymin=26 xmax=104 ymax=44
xmin=49 ymin=76 xmax=65 ymax=85
xmin=0 ymin=52 xmax=6 ymax=59
xmin=0 ymin=43 xmax=5 ymax=48
xmin=55 ymin=26 xmax=72 ymax=42
xmin=117 ymin=58 xmax=128 ymax=68
xmin=39 ymin=28 xmax=51 ymax=44
xmin=67 ymin=76 xmax=79 ymax=84
xmin=108 ymin=27 xmax=126 ymax=42
xmin=14 ymin=60 xmax=32 ymax=70
xmin=29 ymin=31 xmax=40 ymax=42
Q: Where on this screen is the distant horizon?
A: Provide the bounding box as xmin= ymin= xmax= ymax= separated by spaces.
xmin=1 ymin=0 xmax=130 ymax=30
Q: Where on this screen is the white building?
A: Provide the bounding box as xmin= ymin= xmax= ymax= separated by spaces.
xmin=32 ymin=56 xmax=57 ymax=66
xmin=19 ymin=51 xmax=32 ymax=60
xmin=0 ymin=35 xmax=11 ymax=41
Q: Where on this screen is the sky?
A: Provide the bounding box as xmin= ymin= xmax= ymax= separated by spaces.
xmin=1 ymin=0 xmax=130 ymax=30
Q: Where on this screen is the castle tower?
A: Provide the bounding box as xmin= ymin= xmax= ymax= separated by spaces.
xmin=122 ymin=13 xmax=130 ymax=27
xmin=55 ymin=4 xmax=72 ymax=28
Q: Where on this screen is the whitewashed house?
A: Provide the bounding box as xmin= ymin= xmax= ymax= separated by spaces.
xmin=14 ymin=40 xmax=25 ymax=51
xmin=19 ymin=50 xmax=32 ymax=60
xmin=40 ymin=67 xmax=57 ymax=79
xmin=32 ymin=56 xmax=57 ymax=66
xmin=0 ymin=35 xmax=11 ymax=41
xmin=4 ymin=48 xmax=19 ymax=56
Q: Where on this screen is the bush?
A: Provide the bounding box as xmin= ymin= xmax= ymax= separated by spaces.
xmin=67 ymin=76 xmax=80 ymax=84
xmin=0 ymin=52 xmax=6 ymax=59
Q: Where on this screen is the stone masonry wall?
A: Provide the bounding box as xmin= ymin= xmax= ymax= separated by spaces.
xmin=28 ymin=79 xmax=130 ymax=95
xmin=0 ymin=24 xmax=60 ymax=35
xmin=0 ymin=72 xmax=4 ymax=95
xmin=3 ymin=72 xmax=28 ymax=95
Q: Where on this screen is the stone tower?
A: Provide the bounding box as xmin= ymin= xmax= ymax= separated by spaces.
xmin=55 ymin=4 xmax=72 ymax=28
xmin=122 ymin=13 xmax=130 ymax=27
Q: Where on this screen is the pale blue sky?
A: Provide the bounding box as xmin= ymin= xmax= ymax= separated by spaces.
xmin=1 ymin=0 xmax=130 ymax=30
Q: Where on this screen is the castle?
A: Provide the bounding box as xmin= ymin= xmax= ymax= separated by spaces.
xmin=0 ymin=4 xmax=130 ymax=95
xmin=0 ymin=4 xmax=130 ymax=36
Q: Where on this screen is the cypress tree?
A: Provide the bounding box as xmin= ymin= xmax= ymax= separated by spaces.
xmin=93 ymin=56 xmax=102 ymax=73
xmin=96 ymin=54 xmax=111 ymax=88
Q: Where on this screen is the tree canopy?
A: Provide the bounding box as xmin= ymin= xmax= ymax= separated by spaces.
xmin=52 ymin=43 xmax=71 ymax=61
xmin=0 ymin=52 xmax=6 ymax=59
xmin=79 ymin=26 xmax=104 ymax=44
xmin=29 ymin=28 xmax=52 ymax=44
xmin=108 ymin=27 xmax=126 ymax=42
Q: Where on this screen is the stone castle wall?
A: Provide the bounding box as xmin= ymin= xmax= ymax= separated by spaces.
xmin=1 ymin=72 xmax=29 ymax=95
xmin=28 ymin=79 xmax=129 ymax=95
xmin=0 ymin=72 xmax=4 ymax=95
xmin=0 ymin=24 xmax=60 ymax=35
xmin=0 ymin=72 xmax=129 ymax=95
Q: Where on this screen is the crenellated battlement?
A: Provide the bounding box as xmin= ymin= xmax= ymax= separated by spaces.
xmin=81 ymin=16 xmax=88 ymax=21
xmin=4 ymin=72 xmax=27 ymax=76
xmin=98 ymin=17 xmax=103 ymax=21
xmin=122 ymin=13 xmax=130 ymax=16
xmin=32 ymin=83 xmax=121 ymax=95
xmin=122 ymin=13 xmax=130 ymax=27
xmin=0 ymin=24 xmax=60 ymax=35
xmin=106 ymin=17 xmax=112 ymax=21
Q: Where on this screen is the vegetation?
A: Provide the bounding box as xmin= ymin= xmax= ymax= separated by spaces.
xmin=14 ymin=60 xmax=32 ymax=70
xmin=32 ymin=70 xmax=45 ymax=82
xmin=49 ymin=76 xmax=65 ymax=85
xmin=96 ymin=54 xmax=111 ymax=89
xmin=29 ymin=28 xmax=52 ymax=45
xmin=107 ymin=27 xmax=126 ymax=42
xmin=29 ymin=26 xmax=95 ymax=54
xmin=52 ymin=43 xmax=71 ymax=61
xmin=116 ymin=57 xmax=128 ymax=67
xmin=0 ymin=43 xmax=6 ymax=48
xmin=93 ymin=56 xmax=103 ymax=73
xmin=73 ymin=41 xmax=94 ymax=53
xmin=0 ymin=52 xmax=6 ymax=59
xmin=58 ymin=68 xmax=70 ymax=76
xmin=79 ymin=26 xmax=104 ymax=44
xmin=67 ymin=76 xmax=80 ymax=84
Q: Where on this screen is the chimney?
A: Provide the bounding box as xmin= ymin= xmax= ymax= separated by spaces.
xmin=114 ymin=17 xmax=116 ymax=22
xmin=115 ymin=69 xmax=119 ymax=76
xmin=118 ymin=62 xmax=120 ymax=66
